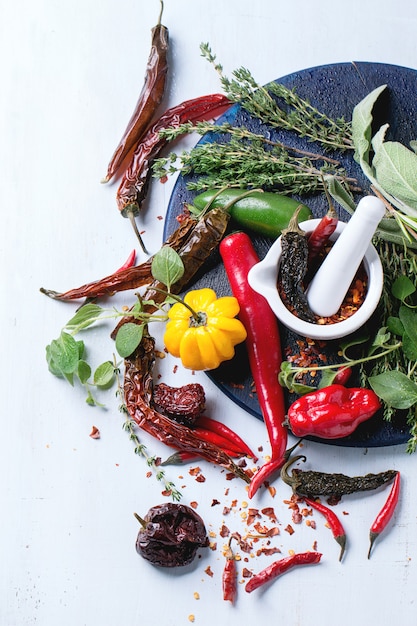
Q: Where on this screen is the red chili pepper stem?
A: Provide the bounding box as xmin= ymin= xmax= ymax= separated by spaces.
xmin=304 ymin=497 xmax=346 ymax=562
xmin=368 ymin=471 xmax=400 ymax=559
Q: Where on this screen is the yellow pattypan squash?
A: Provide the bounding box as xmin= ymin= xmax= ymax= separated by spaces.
xmin=164 ymin=288 xmax=247 ymax=371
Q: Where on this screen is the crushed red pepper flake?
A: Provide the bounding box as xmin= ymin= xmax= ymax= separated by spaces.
xmin=190 ymin=501 xmax=198 ymax=509
xmin=89 ymin=425 xmax=100 ymax=439
xmin=211 ymin=499 xmax=221 ymax=506
xmin=285 ymin=524 xmax=295 ymax=535
xmin=219 ymin=524 xmax=230 ymax=538
xmin=242 ymin=567 xmax=253 ymax=578
xmin=205 ymin=566 xmax=214 ymax=577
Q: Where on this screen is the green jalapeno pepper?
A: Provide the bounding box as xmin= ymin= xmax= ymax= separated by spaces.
xmin=193 ymin=188 xmax=312 ymax=238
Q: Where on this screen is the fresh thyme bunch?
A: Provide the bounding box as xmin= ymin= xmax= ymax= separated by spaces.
xmin=153 ymin=44 xmax=356 ymax=194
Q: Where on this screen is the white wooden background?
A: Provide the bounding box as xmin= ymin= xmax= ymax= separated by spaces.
xmin=2 ymin=0 xmax=417 ymax=624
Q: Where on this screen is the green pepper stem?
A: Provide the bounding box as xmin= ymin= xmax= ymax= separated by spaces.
xmin=280 ymin=455 xmax=306 ymax=489
xmin=133 ymin=512 xmax=147 ymax=528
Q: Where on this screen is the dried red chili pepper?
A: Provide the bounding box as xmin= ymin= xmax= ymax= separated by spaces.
xmin=223 ymin=536 xmax=238 ymax=603
xmin=245 ymin=551 xmax=322 ymax=593
xmin=368 ymin=471 xmax=400 ymax=559
xmin=134 ymin=503 xmax=208 ymax=567
xmin=304 ymin=497 xmax=346 ymax=561
xmin=124 ymin=334 xmax=250 ymax=483
xmin=196 ymin=416 xmax=258 ymax=461
xmin=219 ymin=232 xmax=288 ymax=498
xmin=102 ymin=1 xmax=169 ymax=184
xmin=115 ymin=93 xmax=232 ymax=218
xmin=287 ymin=384 xmax=381 ymax=440
xmin=152 ymin=382 xmax=205 ymax=426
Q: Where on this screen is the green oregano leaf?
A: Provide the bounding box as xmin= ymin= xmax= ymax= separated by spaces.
xmin=77 ymin=360 xmax=92 ymax=384
xmin=65 ymin=303 xmax=104 ymax=331
xmin=115 ymin=323 xmax=145 ymax=358
xmin=392 ymin=275 xmax=416 ymax=302
xmin=369 ymin=370 xmax=417 ymax=409
xmin=151 ymin=247 xmax=184 ymax=291
xmin=48 ymin=331 xmax=80 ymax=375
xmin=94 ymin=361 xmax=116 ymax=389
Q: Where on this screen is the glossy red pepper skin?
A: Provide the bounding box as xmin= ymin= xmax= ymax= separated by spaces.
xmin=245 ymin=551 xmax=322 ymax=593
xmin=287 ymin=384 xmax=381 ymax=439
xmin=368 ymin=471 xmax=400 ymax=558
xmin=197 ymin=416 xmax=258 ymax=461
xmin=304 ymin=497 xmax=346 ymax=561
xmin=219 ymin=232 xmax=288 ymax=498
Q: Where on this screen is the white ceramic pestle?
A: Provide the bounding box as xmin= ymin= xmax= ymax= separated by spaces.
xmin=306 ymin=196 xmax=386 ymax=318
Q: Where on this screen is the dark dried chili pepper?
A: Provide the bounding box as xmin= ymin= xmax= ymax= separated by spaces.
xmin=219 ymin=231 xmax=288 ymax=498
xmin=279 ymin=206 xmax=315 ymax=323
xmin=102 ymin=1 xmax=169 ymax=184
xmin=368 ymin=470 xmax=400 ymax=559
xmin=152 ymin=382 xmax=205 ymax=426
xmin=223 ymin=536 xmax=238 ymax=603
xmin=134 ymin=503 xmax=208 ymax=567
xmin=304 ymin=497 xmax=346 ymax=561
xmin=281 ymin=455 xmax=398 ymax=500
xmin=124 ymin=333 xmax=250 ymax=483
xmin=245 ymin=551 xmax=322 ymax=593
xmin=40 ymin=208 xmax=229 ymax=305
xmin=115 ymin=93 xmax=232 ymax=218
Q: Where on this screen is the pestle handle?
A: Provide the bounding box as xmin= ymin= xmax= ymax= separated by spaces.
xmin=306 ymin=196 xmax=386 ymax=318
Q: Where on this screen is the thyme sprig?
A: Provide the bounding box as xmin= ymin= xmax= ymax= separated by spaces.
xmin=200 ymin=43 xmax=353 ymax=151
xmin=116 ymin=365 xmax=182 ymax=502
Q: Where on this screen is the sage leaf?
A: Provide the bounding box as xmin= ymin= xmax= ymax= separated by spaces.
xmin=369 ymin=370 xmax=417 ymax=409
xmin=326 ymin=176 xmax=355 ymax=213
xmin=151 ymin=247 xmax=184 ymax=290
xmin=372 ymin=128 xmax=417 ymax=212
xmin=115 ymin=323 xmax=144 ymax=358
xmin=351 ymin=84 xmax=387 ymax=165
xmin=94 ymin=361 xmax=115 ymax=389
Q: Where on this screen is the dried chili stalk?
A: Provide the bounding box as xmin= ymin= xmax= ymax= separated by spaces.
xmin=123 ymin=333 xmax=250 ymax=483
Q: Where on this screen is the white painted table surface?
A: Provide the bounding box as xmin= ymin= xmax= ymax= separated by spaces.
xmin=2 ymin=1 xmax=417 ymax=624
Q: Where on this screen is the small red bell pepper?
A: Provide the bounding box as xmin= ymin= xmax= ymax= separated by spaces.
xmin=287 ymin=384 xmax=381 ymax=439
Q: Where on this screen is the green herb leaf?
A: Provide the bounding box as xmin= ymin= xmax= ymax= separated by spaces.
xmin=65 ymin=303 xmax=104 ymax=331
xmin=392 ymin=275 xmax=416 ymax=302
xmin=77 ymin=359 xmax=92 ymax=384
xmin=351 ymin=84 xmax=387 ymax=165
xmin=94 ymin=361 xmax=116 ymax=389
xmin=151 ymin=247 xmax=184 ymax=290
xmin=48 ymin=331 xmax=80 ymax=375
xmin=115 ymin=323 xmax=144 ymax=358
xmin=369 ymin=370 xmax=417 ymax=409
xmin=386 ymin=315 xmax=405 ymax=337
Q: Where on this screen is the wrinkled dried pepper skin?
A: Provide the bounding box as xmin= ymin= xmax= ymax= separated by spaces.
xmin=123 ymin=334 xmax=250 ymax=483
xmin=279 ymin=213 xmax=315 ymax=323
xmin=135 ymin=503 xmax=208 ymax=567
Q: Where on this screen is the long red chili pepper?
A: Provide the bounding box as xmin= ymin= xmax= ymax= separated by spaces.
xmin=197 ymin=416 xmax=258 ymax=460
xmin=304 ymin=497 xmax=346 ymax=561
xmin=160 ymin=448 xmax=239 ymax=466
xmin=332 ymin=365 xmax=352 ymax=386
xmin=102 ymin=1 xmax=169 ymax=184
xmin=245 ymin=551 xmax=322 ymax=593
xmin=115 ymin=249 xmax=137 ymax=272
xmin=222 ymin=536 xmax=238 ymax=603
xmin=368 ymin=471 xmax=400 ymax=559
xmin=116 ymin=93 xmax=232 ymax=218
xmin=219 ymin=232 xmax=288 ymax=499
xmin=192 ymin=427 xmax=247 ymax=456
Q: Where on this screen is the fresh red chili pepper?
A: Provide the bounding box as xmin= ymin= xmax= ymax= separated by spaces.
xmin=223 ymin=536 xmax=238 ymax=603
xmin=192 ymin=427 xmax=246 ymax=456
xmin=307 ymin=203 xmax=338 ymax=263
xmin=368 ymin=471 xmax=400 ymax=559
xmin=287 ymin=384 xmax=381 ymax=439
xmin=197 ymin=415 xmax=258 ymax=461
xmin=332 ymin=365 xmax=352 ymax=386
xmin=115 ymin=249 xmax=137 ymax=272
xmin=116 ymin=93 xmax=232 ymax=218
xmin=102 ymin=1 xmax=169 ymax=184
xmin=304 ymin=497 xmax=346 ymax=561
xmin=245 ymin=551 xmax=322 ymax=593
xmin=219 ymin=232 xmax=288 ymax=498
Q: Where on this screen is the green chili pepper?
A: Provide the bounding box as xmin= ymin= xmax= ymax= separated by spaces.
xmin=193 ymin=188 xmax=312 ymax=238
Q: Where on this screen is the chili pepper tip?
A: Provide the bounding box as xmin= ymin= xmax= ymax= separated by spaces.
xmin=336 ymin=534 xmax=347 ymax=562
xmin=367 ymin=531 xmax=379 ymax=559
